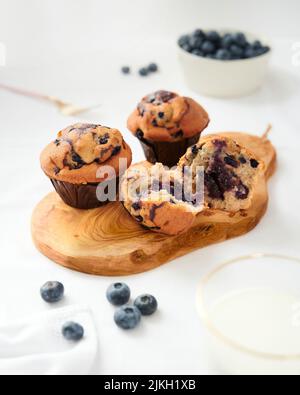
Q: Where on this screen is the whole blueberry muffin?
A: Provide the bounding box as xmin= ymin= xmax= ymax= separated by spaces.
xmin=41 ymin=123 xmax=132 ymax=209
xmin=127 ymin=90 xmax=210 ymax=168
xmin=121 ymin=163 xmax=202 ymax=236
xmin=179 ymin=136 xmax=263 ymax=212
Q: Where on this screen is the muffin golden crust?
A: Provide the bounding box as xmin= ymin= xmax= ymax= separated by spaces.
xmin=127 ymin=90 xmax=210 ymax=143
xmin=179 ymin=135 xmax=264 ymax=212
xmin=41 ymin=123 xmax=132 ymax=184
xmin=121 ymin=163 xmax=202 ymax=236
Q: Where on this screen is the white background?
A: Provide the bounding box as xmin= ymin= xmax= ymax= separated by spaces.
xmin=0 ymin=0 xmax=300 ymax=375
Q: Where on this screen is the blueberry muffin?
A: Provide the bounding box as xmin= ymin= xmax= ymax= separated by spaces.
xmin=121 ymin=163 xmax=202 ymax=236
xmin=179 ymin=135 xmax=263 ymax=212
xmin=127 ymin=90 xmax=210 ymax=167
xmin=41 ymin=123 xmax=132 ymax=209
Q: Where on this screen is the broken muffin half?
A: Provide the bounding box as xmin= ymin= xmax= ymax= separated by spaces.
xmin=121 ymin=163 xmax=203 ymax=236
xmin=121 ymin=136 xmax=263 ymax=235
xmin=178 ymin=135 xmax=263 ymax=212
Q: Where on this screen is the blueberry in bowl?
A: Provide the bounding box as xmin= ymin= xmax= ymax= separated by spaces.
xmin=178 ymin=29 xmax=270 ymax=61
xmin=178 ymin=29 xmax=272 ymax=98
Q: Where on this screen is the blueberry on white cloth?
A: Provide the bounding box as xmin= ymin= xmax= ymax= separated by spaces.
xmin=0 ymin=305 xmax=98 ymax=375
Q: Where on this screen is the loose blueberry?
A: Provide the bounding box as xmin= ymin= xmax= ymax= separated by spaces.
xmin=148 ymin=63 xmax=158 ymax=73
xmin=114 ymin=306 xmax=141 ymax=330
xmin=121 ymin=66 xmax=130 ymax=75
xmin=62 ymin=322 xmax=84 ymax=341
xmin=40 ymin=281 xmax=64 ymax=303
xmin=106 ymin=283 xmax=131 ymax=306
xmin=139 ymin=67 xmax=149 ymax=77
xmin=215 ymin=49 xmax=231 ymax=60
xmin=134 ymin=294 xmax=158 ymax=316
xmin=202 ymin=40 xmax=216 ymax=54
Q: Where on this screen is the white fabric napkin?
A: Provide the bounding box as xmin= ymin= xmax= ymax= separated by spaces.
xmin=0 ymin=305 xmax=98 ymax=375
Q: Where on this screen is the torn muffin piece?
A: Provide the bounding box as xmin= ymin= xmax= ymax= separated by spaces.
xmin=121 ymin=163 xmax=203 ymax=236
xmin=178 ymin=136 xmax=263 ymax=212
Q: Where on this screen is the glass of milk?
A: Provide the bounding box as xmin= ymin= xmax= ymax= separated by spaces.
xmin=196 ymin=254 xmax=300 ymax=375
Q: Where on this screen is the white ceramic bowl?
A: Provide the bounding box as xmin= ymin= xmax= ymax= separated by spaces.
xmin=178 ymin=30 xmax=272 ymax=98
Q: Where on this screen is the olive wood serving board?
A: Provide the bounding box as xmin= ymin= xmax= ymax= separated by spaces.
xmin=32 ymin=132 xmax=276 ymax=276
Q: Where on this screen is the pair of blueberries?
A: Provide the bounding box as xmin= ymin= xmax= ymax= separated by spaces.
xmin=106 ymin=283 xmax=158 ymax=330
xmin=40 ymin=281 xmax=84 ymax=342
xmin=178 ymin=29 xmax=270 ymax=60
xmin=122 ymin=63 xmax=159 ymax=77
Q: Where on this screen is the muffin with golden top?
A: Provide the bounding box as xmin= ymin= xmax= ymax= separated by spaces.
xmin=41 ymin=123 xmax=132 ymax=209
xmin=127 ymin=90 xmax=210 ymax=167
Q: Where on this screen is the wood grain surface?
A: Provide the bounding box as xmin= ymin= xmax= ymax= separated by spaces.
xmin=32 ymin=132 xmax=277 ymax=276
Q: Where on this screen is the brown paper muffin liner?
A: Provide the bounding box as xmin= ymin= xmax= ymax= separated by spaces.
xmin=137 ymin=133 xmax=201 ymax=168
xmin=50 ymin=178 xmax=119 ymax=209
